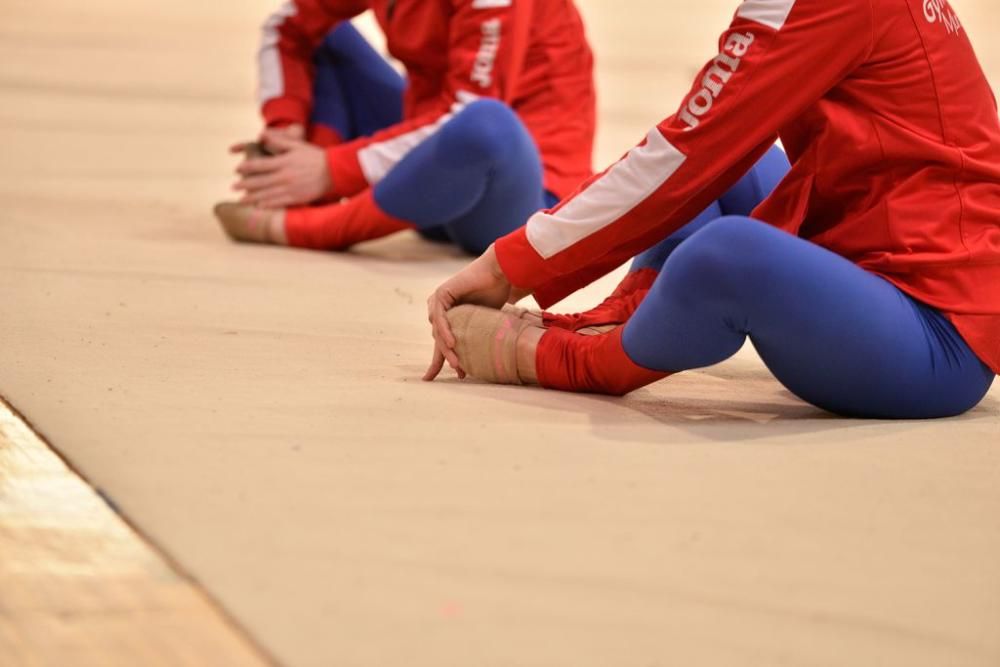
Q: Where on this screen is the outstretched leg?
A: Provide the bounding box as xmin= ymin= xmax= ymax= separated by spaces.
xmin=284 ymin=99 xmax=552 ymax=253
xmin=375 ymin=99 xmax=553 ymax=254
xmin=541 ymin=145 xmax=791 ymax=331
xmin=612 ymin=217 xmax=993 ymax=417
xmin=452 ymin=217 xmax=994 ymax=418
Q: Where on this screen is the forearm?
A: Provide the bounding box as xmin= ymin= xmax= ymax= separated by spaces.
xmin=494 ymin=0 xmax=874 ymax=304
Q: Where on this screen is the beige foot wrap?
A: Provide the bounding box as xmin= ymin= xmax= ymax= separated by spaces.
xmin=501 ymin=303 xmax=610 ymax=334
xmin=501 ymin=303 xmax=544 ymax=326
xmin=213 ymin=203 xmax=284 ymax=245
xmin=446 ymin=305 xmax=533 ymax=385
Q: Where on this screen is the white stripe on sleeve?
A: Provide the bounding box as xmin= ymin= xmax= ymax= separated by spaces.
xmin=735 ymin=0 xmax=798 ymax=30
xmin=356 ymin=99 xmax=473 ymax=185
xmin=257 ymin=1 xmax=298 ymax=105
xmin=525 ymin=128 xmax=687 ymax=260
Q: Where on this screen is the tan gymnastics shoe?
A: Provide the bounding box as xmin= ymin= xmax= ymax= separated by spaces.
xmin=501 ymin=303 xmax=544 ymax=326
xmin=213 ymin=142 xmax=287 ymax=244
xmin=501 ymin=303 xmax=615 ymax=335
xmin=446 ymin=305 xmax=536 ymax=385
xmin=213 ymin=202 xmax=287 ymax=245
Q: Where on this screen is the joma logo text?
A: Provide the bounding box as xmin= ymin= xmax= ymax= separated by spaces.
xmin=678 ymin=32 xmax=755 ymax=131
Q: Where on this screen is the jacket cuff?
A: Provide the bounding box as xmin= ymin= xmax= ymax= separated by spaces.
xmin=494 ymin=227 xmax=567 ymax=305
xmin=325 ymin=143 xmax=370 ymax=198
xmin=262 ymin=98 xmax=309 ymax=127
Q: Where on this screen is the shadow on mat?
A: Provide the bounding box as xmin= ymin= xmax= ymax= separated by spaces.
xmin=344 ymin=231 xmax=468 ymax=263
xmin=423 ymin=361 xmax=999 ymax=445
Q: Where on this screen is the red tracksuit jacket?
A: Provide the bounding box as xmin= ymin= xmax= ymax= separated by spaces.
xmin=495 ymin=0 xmax=1000 ymax=374
xmin=258 ymin=0 xmax=596 ymax=200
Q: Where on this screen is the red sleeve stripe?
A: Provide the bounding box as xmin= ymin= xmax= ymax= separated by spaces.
xmin=524 ymin=128 xmax=687 ymax=259
xmin=257 ymin=1 xmax=298 ymax=105
xmin=735 ymin=0 xmax=798 ymax=30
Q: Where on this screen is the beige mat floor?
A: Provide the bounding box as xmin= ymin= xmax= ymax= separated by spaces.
xmin=1 ymin=1 xmax=999 ymax=665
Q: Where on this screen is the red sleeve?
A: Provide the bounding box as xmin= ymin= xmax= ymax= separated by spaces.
xmin=325 ymin=0 xmax=536 ymax=197
xmin=258 ymin=0 xmax=368 ymax=128
xmin=493 ymin=0 xmax=875 ymax=308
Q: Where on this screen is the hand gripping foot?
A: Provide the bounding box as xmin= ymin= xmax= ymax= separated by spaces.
xmin=213 ymin=142 xmax=286 ymax=244
xmin=213 ymin=202 xmax=285 ymax=245
xmin=446 ymin=305 xmax=535 ymax=385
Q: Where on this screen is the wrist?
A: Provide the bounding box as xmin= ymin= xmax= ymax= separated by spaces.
xmin=325 ymin=144 xmax=368 ymax=198
xmin=493 ymin=228 xmax=546 ymax=293
xmin=484 ymin=245 xmax=507 ymax=280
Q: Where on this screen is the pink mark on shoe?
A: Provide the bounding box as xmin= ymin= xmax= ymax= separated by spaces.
xmin=492 ymin=316 xmax=516 ymax=383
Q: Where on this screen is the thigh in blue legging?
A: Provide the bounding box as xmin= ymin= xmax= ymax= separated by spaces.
xmin=311 ymin=23 xmax=404 ymax=140
xmin=631 ymin=145 xmax=791 ymax=271
xmin=373 ymin=99 xmax=553 ymax=254
xmin=622 ymin=217 xmax=995 ymax=419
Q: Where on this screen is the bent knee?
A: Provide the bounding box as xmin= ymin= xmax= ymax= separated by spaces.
xmin=438 ymin=99 xmax=523 ymax=165
xmin=662 ymin=216 xmax=780 ymax=296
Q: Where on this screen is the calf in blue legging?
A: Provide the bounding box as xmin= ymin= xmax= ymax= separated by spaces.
xmin=430 ymin=146 xmax=994 ymax=420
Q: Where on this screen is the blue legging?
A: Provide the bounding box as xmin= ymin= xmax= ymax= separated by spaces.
xmin=630 ymin=146 xmax=792 ymax=271
xmin=620 ymin=151 xmax=995 ymax=419
xmin=311 ymin=24 xmax=556 ymax=254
